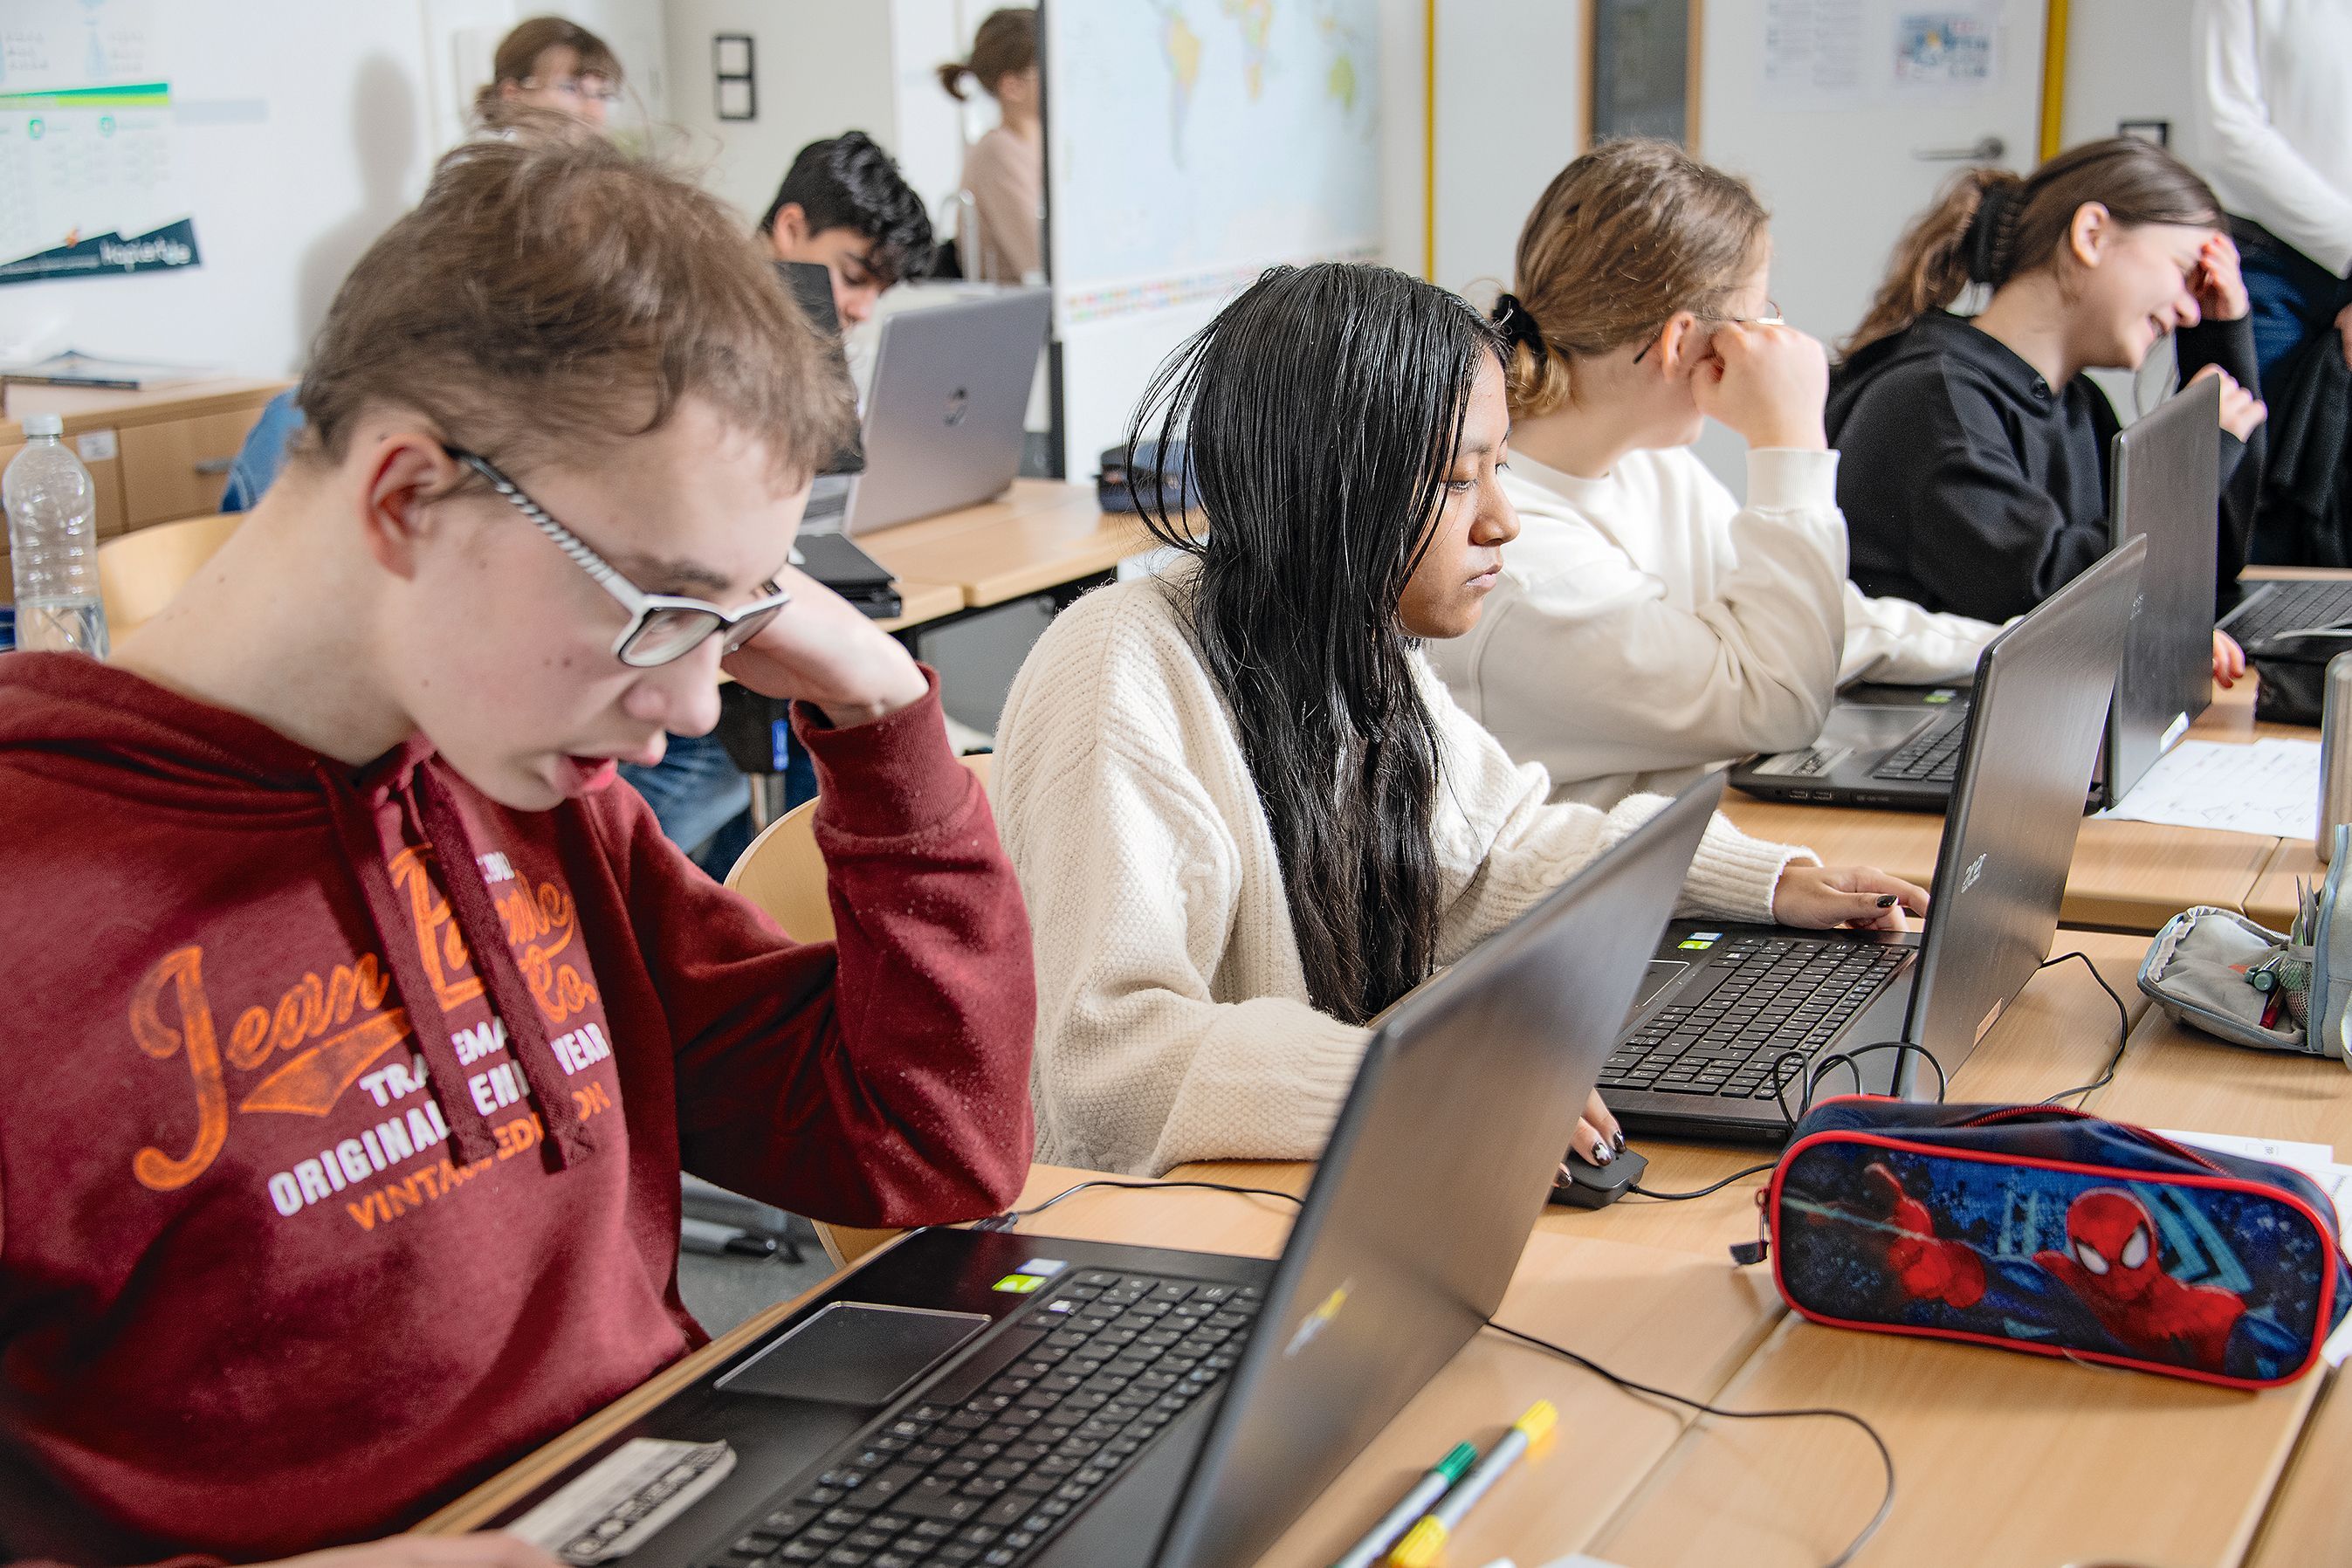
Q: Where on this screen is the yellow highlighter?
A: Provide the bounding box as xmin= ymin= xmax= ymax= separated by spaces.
xmin=1386 ymin=1400 xmax=1556 ymax=1566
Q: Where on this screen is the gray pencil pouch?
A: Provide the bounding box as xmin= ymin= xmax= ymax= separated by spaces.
xmin=2138 ymin=826 xmax=2352 ymax=1062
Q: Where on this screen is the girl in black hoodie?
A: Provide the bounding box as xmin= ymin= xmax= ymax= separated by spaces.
xmin=1828 ymin=138 xmax=2266 ymax=655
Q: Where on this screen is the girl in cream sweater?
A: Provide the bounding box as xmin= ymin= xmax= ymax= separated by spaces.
xmin=1424 ymin=139 xmax=2000 ymax=809
xmin=992 ymin=262 xmax=1928 ymax=1179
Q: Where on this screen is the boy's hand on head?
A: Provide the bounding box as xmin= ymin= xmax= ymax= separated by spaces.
xmin=723 ymin=564 xmax=931 ymax=728
xmin=260 ymin=1534 xmax=560 ymax=1568
xmin=2190 ymin=363 xmax=2267 ymax=442
xmin=1694 ymin=321 xmax=1829 ymax=453
xmin=1772 ymin=863 xmax=1929 ymax=931
xmin=2191 ymin=233 xmax=2250 ymax=322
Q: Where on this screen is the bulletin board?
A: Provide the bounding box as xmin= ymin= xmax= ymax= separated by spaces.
xmin=1585 ymin=0 xmax=1702 ymax=148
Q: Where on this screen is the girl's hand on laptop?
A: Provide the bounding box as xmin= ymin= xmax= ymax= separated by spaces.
xmin=259 ymin=1534 xmax=560 ymax=1568
xmin=2213 ymin=629 xmax=2246 ymax=689
xmin=1772 ymin=864 xmax=1929 ymax=931
xmin=2188 ymin=362 xmax=2267 ymax=443
xmin=724 ymin=564 xmax=932 ymax=729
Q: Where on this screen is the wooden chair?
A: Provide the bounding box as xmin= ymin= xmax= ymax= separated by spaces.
xmin=97 ymin=512 xmax=243 ymax=637
xmin=724 ymin=751 xmax=995 ymax=1269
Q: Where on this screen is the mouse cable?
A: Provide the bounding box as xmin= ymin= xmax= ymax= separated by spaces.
xmin=2032 ymin=950 xmax=2134 ymax=1106
xmin=1626 ymin=1160 xmax=1778 ymax=1202
xmin=970 ymin=1178 xmax=1303 ymax=1231
xmin=1482 ymin=1318 xmax=1896 ymax=1568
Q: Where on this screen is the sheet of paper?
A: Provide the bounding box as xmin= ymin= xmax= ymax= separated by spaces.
xmin=2096 ymin=738 xmax=2322 ymax=838
xmin=2159 ymin=1129 xmax=2338 ymax=1170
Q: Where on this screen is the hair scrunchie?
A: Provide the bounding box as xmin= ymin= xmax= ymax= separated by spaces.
xmin=1490 ymin=291 xmax=1551 ymax=368
xmin=1962 ymin=183 xmax=2020 ymax=286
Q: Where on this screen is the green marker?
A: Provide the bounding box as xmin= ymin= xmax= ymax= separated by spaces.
xmin=1330 ymin=1441 xmax=1477 ymax=1568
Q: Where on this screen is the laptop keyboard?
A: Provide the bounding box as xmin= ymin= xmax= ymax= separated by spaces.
xmin=1601 ymin=937 xmax=1911 ymax=1101
xmin=2229 ymin=579 xmax=2352 ymax=645
xmin=1870 ymin=717 xmax=1966 ymax=784
xmin=702 ymin=1271 xmax=1262 ymax=1568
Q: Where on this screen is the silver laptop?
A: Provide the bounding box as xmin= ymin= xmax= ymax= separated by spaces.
xmin=1732 ymin=374 xmax=2218 ymax=810
xmin=1613 ymin=540 xmax=2147 ymax=1141
xmin=478 ymin=781 xmax=1723 ymax=1568
xmin=805 ymin=289 xmax=1049 ymax=539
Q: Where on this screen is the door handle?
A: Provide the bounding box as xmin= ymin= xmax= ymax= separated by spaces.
xmin=1914 ymin=135 xmax=2005 ymax=162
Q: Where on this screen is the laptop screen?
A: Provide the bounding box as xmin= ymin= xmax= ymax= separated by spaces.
xmin=1903 ymin=540 xmax=2146 ymax=1076
xmin=1150 ymin=778 xmax=1724 ymax=1568
xmin=2106 ymin=373 xmax=2220 ymax=802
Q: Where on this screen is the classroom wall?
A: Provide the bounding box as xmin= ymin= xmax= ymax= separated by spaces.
xmin=2060 ymin=0 xmax=2197 ymax=151
xmin=1430 ymin=0 xmax=1583 ymax=301
xmin=0 ymin=0 xmax=669 ymax=379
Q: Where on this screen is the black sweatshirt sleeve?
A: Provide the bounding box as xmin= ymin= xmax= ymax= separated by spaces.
xmin=2177 ymin=313 xmax=2266 ymax=611
xmin=1837 ymin=360 xmax=2109 ymax=622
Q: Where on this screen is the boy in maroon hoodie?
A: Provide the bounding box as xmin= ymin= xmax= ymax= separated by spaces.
xmin=0 ymin=138 xmax=1035 ymax=1565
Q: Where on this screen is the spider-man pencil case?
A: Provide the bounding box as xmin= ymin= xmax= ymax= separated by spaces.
xmin=1747 ymin=1098 xmax=2352 ymax=1387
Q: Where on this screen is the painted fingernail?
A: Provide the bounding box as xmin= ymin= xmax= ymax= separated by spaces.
xmin=1877 ymin=894 xmax=1900 ymax=908
xmin=1612 ymin=1130 xmax=1627 ymax=1152
xmin=1591 ymin=1138 xmax=1613 ymax=1164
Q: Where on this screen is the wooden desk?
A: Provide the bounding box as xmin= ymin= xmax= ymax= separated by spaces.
xmin=873 ymin=580 xmax=965 ymax=635
xmin=855 ymin=479 xmax=1155 ymax=610
xmin=0 ymin=377 xmax=287 ymax=548
xmin=425 ymin=924 xmax=2350 ymax=1565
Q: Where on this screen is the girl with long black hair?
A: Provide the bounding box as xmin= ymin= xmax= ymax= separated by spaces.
xmin=992 ymin=262 xmax=1925 ymax=1178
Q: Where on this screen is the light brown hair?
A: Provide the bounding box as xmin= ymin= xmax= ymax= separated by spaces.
xmin=1501 ymin=137 xmax=1769 ymax=418
xmin=1844 ymin=136 xmax=2224 ymax=357
xmin=294 ymin=136 xmax=856 ymax=492
xmin=937 ymin=8 xmax=1038 ymax=101
xmin=471 ymin=16 xmax=622 ymax=120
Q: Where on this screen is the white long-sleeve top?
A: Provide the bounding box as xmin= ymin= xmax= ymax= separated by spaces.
xmin=2190 ymin=0 xmax=2352 ymax=273
xmin=1425 ymin=445 xmax=1998 ymax=808
xmin=991 ymin=569 xmax=1815 ymax=1177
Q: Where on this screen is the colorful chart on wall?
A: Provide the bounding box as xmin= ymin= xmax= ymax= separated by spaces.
xmin=1047 ymin=0 xmax=1380 ymax=327
xmin=0 ymin=0 xmax=197 ymax=286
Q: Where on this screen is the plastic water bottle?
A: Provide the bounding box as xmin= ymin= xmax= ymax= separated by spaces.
xmin=3 ymin=414 xmax=108 ymax=657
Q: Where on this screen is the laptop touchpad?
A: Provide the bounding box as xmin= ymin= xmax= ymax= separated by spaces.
xmin=718 ymin=1302 xmax=992 ymax=1406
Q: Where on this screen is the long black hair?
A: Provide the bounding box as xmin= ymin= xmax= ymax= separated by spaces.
xmin=1129 ymin=262 xmax=1504 ymax=1024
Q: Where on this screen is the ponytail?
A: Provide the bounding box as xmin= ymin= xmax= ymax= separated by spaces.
xmin=1844 ymin=167 xmax=2021 ymax=358
xmin=1499 ymin=137 xmax=1768 ymax=420
xmin=1844 ymin=137 xmax=2223 ymax=358
xmin=938 ymin=8 xmax=1036 ymax=104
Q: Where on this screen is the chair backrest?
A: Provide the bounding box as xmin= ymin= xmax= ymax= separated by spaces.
xmin=98 ymin=512 xmax=243 ymax=636
xmin=722 ymin=749 xmax=995 ymax=1269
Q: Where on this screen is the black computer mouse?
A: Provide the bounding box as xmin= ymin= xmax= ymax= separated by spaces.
xmin=1550 ymin=1145 xmax=1647 ymax=1209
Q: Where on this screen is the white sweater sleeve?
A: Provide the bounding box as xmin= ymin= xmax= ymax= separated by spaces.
xmin=994 ymin=611 xmax=1367 ymax=1178
xmin=1836 ymin=581 xmax=2001 ymax=685
xmin=1460 ymin=449 xmax=1846 ymax=781
xmin=1422 ymin=664 xmax=1815 ymax=964
xmin=2191 ymin=0 xmax=2352 ymax=272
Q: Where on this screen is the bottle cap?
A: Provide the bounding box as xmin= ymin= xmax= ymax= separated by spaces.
xmin=21 ymin=413 xmax=63 ymax=437
xmin=1388 ymin=1518 xmax=1447 ymax=1568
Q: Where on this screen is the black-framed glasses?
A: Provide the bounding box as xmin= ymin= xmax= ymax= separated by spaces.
xmin=1632 ymin=300 xmax=1785 ymax=365
xmin=444 ymin=447 xmax=791 ymax=669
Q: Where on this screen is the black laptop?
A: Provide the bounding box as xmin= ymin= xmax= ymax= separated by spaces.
xmin=1608 ymin=540 xmax=2146 ymax=1142
xmin=1733 ymin=375 xmax=2218 ymax=810
xmin=485 ymin=780 xmax=1724 ymax=1568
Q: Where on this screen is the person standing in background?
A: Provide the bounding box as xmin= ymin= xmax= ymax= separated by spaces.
xmin=473 ymin=15 xmax=624 ymax=134
xmin=939 ymin=8 xmax=1043 ymax=284
xmin=2188 ymin=0 xmax=2352 ymax=388
xmin=226 ymin=17 xmax=621 ymax=514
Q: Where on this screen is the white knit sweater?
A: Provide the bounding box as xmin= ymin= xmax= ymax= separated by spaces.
xmin=991 ymin=571 xmax=1816 ymax=1177
xmin=1426 ymin=446 xmax=1999 ymax=808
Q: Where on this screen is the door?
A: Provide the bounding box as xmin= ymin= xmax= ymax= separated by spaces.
xmin=1697 ymin=0 xmax=2051 ymax=354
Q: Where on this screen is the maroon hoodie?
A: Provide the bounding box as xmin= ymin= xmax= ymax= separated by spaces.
xmin=0 ymin=653 xmax=1035 ymax=1565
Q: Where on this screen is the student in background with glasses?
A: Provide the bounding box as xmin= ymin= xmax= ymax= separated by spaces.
xmin=1423 ymin=139 xmax=1997 ymax=811
xmin=475 ymin=14 xmax=625 ymax=133
xmin=0 ymin=137 xmax=1033 ymax=1565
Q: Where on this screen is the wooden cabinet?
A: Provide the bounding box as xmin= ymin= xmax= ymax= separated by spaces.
xmin=0 ymin=377 xmax=288 ymax=543
xmin=118 ymin=407 xmax=262 ymax=526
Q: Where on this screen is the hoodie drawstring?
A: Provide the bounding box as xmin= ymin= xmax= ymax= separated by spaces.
xmin=313 ymin=760 xmax=590 ymax=1171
